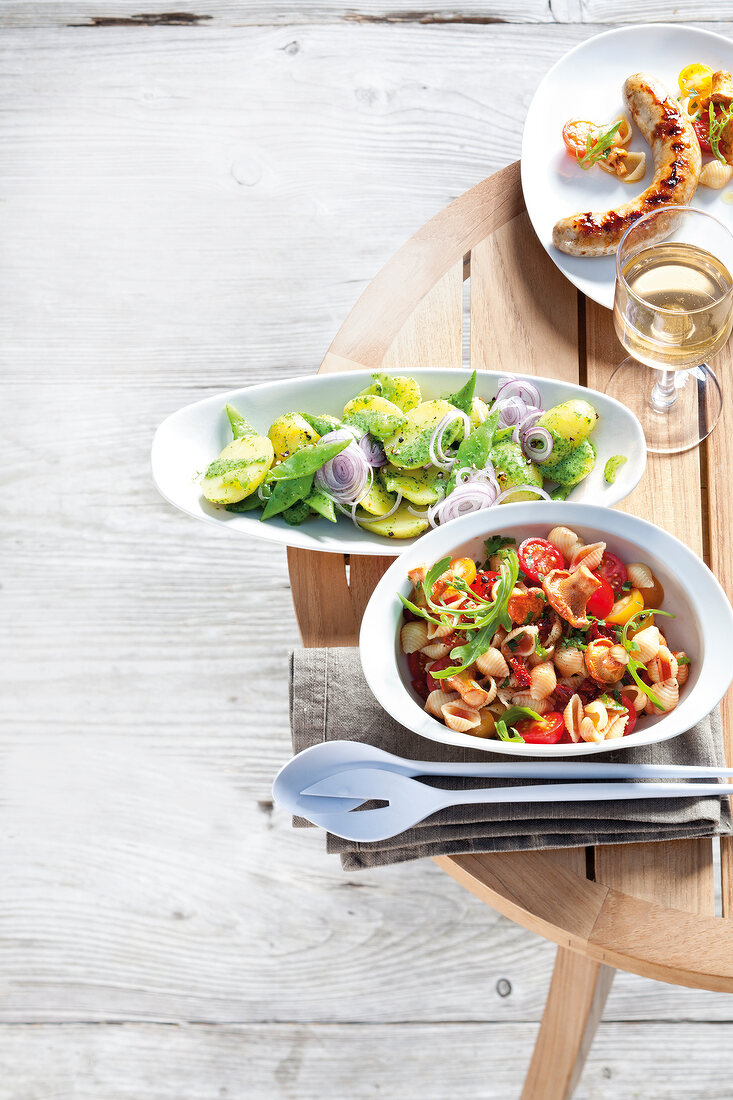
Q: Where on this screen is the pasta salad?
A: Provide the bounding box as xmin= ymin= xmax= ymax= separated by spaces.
xmin=399 ymin=526 xmax=690 ymax=745
xmin=199 ymin=371 xmax=614 ymax=539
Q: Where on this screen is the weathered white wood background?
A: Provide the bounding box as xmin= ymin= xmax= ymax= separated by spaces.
xmin=2 ymin=5 xmax=733 ymax=1097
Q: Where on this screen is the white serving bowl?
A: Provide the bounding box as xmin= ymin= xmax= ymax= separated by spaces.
xmin=359 ymin=502 xmax=733 ymax=756
xmin=151 ymin=368 xmax=646 ymax=556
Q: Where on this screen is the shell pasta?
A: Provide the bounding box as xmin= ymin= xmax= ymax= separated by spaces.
xmin=399 ymin=527 xmax=690 ymax=746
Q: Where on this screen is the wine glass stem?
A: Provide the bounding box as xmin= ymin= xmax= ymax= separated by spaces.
xmin=649 ymin=368 xmax=678 ymax=413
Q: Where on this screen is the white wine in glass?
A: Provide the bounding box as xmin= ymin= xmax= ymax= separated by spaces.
xmin=608 ymin=206 xmax=733 ymax=454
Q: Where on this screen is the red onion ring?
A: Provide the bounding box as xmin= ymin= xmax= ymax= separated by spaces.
xmin=495 ymin=378 xmax=542 ymax=408
xmin=429 ymin=481 xmax=499 ymax=526
xmin=358 ymin=433 xmax=388 ymax=467
xmin=496 ymin=395 xmax=528 ymax=428
xmin=428 ymin=409 xmax=471 ymax=470
xmin=315 ymin=432 xmax=370 ymax=502
xmin=511 ymin=408 xmax=544 ymax=444
xmin=520 ymin=425 xmax=554 ymax=462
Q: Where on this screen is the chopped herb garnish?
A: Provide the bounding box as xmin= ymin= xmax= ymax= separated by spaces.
xmin=578 ymin=120 xmax=623 ymax=170
xmin=484 ymin=535 xmax=516 ymax=561
xmin=709 ymin=101 xmax=733 ymax=163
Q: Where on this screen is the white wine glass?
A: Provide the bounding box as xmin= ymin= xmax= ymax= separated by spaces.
xmin=608 ymin=205 xmax=733 ymax=454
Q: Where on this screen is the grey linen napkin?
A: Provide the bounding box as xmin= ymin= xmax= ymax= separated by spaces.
xmin=290 ymin=648 xmax=732 ymax=871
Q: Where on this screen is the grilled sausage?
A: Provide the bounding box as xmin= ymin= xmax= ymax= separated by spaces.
xmin=552 ymin=73 xmax=701 ymax=257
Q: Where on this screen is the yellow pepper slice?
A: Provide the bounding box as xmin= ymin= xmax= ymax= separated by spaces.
xmin=605 ymin=587 xmax=644 ymax=626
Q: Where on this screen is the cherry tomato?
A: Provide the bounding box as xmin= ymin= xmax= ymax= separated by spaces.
xmin=470 ymin=570 xmax=499 ymax=600
xmin=586 ymin=574 xmax=615 ymax=619
xmin=562 ymin=119 xmax=597 ymax=158
xmin=517 ymin=538 xmax=565 ymax=584
xmin=621 ymin=694 xmax=637 ymax=736
xmin=515 ymin=712 xmax=565 ymax=745
xmin=637 ymin=571 xmax=665 ymax=610
xmin=595 ymin=551 xmax=628 ymax=593
xmin=449 ymin=557 xmax=477 ymax=586
xmin=426 ymin=656 xmax=459 ymax=693
xmin=693 ymin=117 xmax=713 ymax=155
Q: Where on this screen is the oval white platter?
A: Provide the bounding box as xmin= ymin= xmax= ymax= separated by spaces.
xmin=151 ymin=368 xmax=646 ymax=556
xmin=521 ymin=23 xmax=733 ymax=310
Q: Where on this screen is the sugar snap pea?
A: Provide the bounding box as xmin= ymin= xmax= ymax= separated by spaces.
xmin=445 ymin=405 xmax=501 ymax=494
xmin=307 ymin=488 xmax=337 ymax=523
xmin=225 ymin=404 xmax=258 ymax=440
xmin=283 ymin=499 xmax=312 ymax=526
xmin=268 ymin=438 xmax=350 ymax=482
xmin=261 ymin=474 xmax=314 ymax=520
xmin=445 ymin=369 xmax=477 ymax=415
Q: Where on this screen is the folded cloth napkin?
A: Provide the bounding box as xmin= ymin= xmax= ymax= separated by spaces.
xmin=290 ymin=648 xmax=732 ymax=871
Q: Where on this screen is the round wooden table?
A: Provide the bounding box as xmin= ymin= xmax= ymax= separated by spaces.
xmin=287 ymin=161 xmax=733 ymax=1100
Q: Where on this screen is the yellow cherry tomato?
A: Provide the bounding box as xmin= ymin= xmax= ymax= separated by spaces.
xmin=679 ymin=63 xmax=713 ymax=112
xmin=437 ymin=556 xmax=478 ymax=602
xmin=605 ymin=587 xmax=644 ymax=626
xmin=449 ymin=557 xmax=477 ymax=587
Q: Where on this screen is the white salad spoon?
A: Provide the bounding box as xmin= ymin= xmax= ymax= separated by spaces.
xmin=296 ymin=768 xmax=733 ymax=843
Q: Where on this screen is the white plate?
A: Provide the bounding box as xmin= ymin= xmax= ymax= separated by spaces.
xmin=151 ymin=369 xmax=646 ymax=556
xmin=360 ymin=502 xmax=733 ymax=756
xmin=521 ymin=23 xmax=733 ymax=310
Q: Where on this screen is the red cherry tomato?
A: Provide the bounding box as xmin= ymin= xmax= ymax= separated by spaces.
xmin=426 ymin=656 xmax=459 ymax=693
xmin=621 ymin=694 xmax=637 ymax=736
xmin=470 ymin=570 xmax=499 ymax=600
xmin=515 ymin=712 xmax=565 ymax=745
xmin=586 ymin=574 xmax=615 ymax=619
xmin=517 ymin=538 xmax=565 ymax=584
xmin=562 ymin=119 xmax=597 ymax=158
xmin=595 ymin=551 xmax=628 ymax=593
xmin=693 ymin=117 xmax=713 ymax=155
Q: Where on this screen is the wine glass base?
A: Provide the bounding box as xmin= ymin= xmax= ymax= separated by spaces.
xmin=605 ymin=359 xmax=722 ymax=455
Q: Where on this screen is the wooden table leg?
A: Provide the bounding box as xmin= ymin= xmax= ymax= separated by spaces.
xmin=520 ymin=948 xmax=615 ymax=1100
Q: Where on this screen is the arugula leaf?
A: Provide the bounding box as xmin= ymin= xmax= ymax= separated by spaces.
xmin=397 ymin=593 xmax=442 ymax=626
xmin=445 ymin=370 xmax=477 ymax=415
xmin=620 ymin=608 xmax=675 ymax=709
xmin=495 ymin=705 xmax=542 ymax=743
xmin=495 ymin=720 xmax=524 ymax=743
xmin=431 ymin=550 xmax=520 ymax=678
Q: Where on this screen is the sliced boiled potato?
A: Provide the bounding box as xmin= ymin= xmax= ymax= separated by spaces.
xmin=383 ymin=399 xmax=461 ymax=470
xmin=541 ymin=439 xmax=596 ymax=487
xmin=201 ymin=434 xmax=275 ymax=505
xmin=379 ymin=463 xmax=447 ymax=506
xmin=358 ymin=480 xmax=398 ymax=517
xmin=469 ymin=397 xmax=490 ymax=429
xmin=489 ymin=439 xmax=544 ymax=503
xmin=342 ymin=394 xmax=406 ymax=442
xmin=268 ymin=412 xmax=320 ymax=464
xmin=354 ymin=502 xmax=429 ymax=539
xmin=357 ymin=373 xmax=421 ymax=412
xmin=537 ymin=399 xmax=597 ymax=464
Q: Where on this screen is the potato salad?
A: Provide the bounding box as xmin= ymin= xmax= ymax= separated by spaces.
xmin=200 ymin=372 xmax=612 ymax=539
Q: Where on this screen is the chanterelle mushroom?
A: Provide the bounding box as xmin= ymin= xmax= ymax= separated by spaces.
xmin=542 ymin=565 xmax=600 ymax=628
